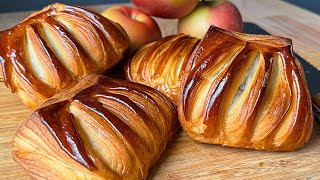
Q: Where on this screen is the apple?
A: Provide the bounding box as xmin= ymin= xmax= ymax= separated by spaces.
xmin=178 ymin=0 xmax=243 ymax=38
xmin=101 ymin=5 xmax=162 ymax=49
xmin=131 ymin=0 xmax=198 ymax=19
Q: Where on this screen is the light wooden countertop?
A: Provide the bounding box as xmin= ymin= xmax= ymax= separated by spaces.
xmin=0 ymin=0 xmax=319 ymax=179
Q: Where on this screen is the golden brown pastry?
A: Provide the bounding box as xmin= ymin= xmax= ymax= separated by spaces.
xmin=0 ymin=3 xmax=129 ymax=109
xmin=178 ymin=26 xmax=313 ymax=151
xmin=124 ymin=34 xmax=199 ymax=103
xmin=12 ymin=75 xmax=178 ymax=179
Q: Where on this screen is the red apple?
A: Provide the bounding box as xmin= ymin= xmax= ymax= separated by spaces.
xmin=101 ymin=5 xmax=162 ymax=49
xmin=178 ymin=0 xmax=243 ymax=38
xmin=131 ymin=0 xmax=198 ymax=19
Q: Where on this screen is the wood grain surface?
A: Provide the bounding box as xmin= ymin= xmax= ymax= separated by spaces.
xmin=0 ymin=0 xmax=320 ymax=179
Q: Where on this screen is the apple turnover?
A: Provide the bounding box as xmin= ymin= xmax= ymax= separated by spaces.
xmin=12 ymin=75 xmax=178 ymax=179
xmin=124 ymin=34 xmax=199 ymax=103
xmin=178 ymin=26 xmax=313 ymax=151
xmin=0 ymin=3 xmax=129 ymax=109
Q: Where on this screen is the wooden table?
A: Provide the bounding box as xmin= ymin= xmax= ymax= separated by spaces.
xmin=0 ymin=0 xmax=320 ymax=179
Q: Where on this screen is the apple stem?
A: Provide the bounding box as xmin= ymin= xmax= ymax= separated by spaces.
xmin=199 ymin=0 xmax=211 ymax=6
xmin=199 ymin=0 xmax=223 ymax=6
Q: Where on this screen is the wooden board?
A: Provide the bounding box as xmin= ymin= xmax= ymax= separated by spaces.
xmin=1 ymin=0 xmax=320 ymax=179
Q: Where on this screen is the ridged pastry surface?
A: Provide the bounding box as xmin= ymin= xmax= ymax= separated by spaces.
xmin=12 ymin=75 xmax=178 ymax=179
xmin=124 ymin=34 xmax=199 ymax=103
xmin=0 ymin=3 xmax=129 ymax=109
xmin=178 ymin=26 xmax=313 ymax=151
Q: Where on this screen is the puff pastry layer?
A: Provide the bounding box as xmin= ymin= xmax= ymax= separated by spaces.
xmin=124 ymin=34 xmax=199 ymax=103
xmin=12 ymin=75 xmax=178 ymax=179
xmin=178 ymin=26 xmax=313 ymax=151
xmin=0 ymin=3 xmax=129 ymax=109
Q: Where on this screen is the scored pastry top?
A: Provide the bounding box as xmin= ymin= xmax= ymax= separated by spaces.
xmin=13 ymin=75 xmax=178 ymax=179
xmin=178 ymin=26 xmax=313 ymax=151
xmin=125 ymin=34 xmax=199 ymax=103
xmin=0 ymin=3 xmax=129 ymax=109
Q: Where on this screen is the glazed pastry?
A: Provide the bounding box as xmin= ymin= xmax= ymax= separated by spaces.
xmin=178 ymin=26 xmax=313 ymax=151
xmin=124 ymin=34 xmax=199 ymax=103
xmin=0 ymin=3 xmax=129 ymax=109
xmin=12 ymin=75 xmax=178 ymax=179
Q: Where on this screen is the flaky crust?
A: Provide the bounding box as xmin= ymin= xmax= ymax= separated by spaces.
xmin=0 ymin=3 xmax=129 ymax=109
xmin=124 ymin=34 xmax=199 ymax=103
xmin=178 ymin=26 xmax=313 ymax=151
xmin=12 ymin=75 xmax=179 ymax=179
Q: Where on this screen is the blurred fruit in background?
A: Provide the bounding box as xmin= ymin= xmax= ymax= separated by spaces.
xmin=131 ymin=0 xmax=198 ymax=19
xmin=102 ymin=5 xmax=162 ymax=49
xmin=178 ymin=0 xmax=243 ymax=38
